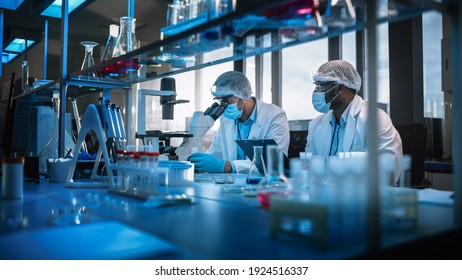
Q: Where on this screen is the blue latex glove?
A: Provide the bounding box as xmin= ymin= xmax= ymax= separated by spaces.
xmin=188 ymin=153 xmax=225 ymax=173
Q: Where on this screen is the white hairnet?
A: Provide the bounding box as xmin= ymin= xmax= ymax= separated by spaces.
xmin=211 ymin=71 xmax=252 ymax=100
xmin=311 ymin=60 xmax=362 ymax=92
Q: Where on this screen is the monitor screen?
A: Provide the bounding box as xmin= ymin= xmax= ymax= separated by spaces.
xmin=0 ymin=72 xmax=16 ymax=155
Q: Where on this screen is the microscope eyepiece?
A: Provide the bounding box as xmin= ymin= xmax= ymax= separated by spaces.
xmin=205 ymin=98 xmax=228 ymax=121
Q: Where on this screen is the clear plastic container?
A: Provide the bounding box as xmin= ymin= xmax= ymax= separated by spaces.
xmin=158 ymin=161 xmax=194 ymax=187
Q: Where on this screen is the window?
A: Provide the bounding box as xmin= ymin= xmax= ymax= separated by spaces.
xmin=142 ymin=58 xmax=232 ymax=147
xmin=422 ymin=11 xmax=443 ymax=118
xmin=342 ymin=30 xmax=356 ymax=68
xmin=281 ymin=39 xmax=328 ymax=120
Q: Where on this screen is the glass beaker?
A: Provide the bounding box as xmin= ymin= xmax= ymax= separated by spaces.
xmin=112 ymin=16 xmax=140 ymax=76
xmin=79 ymin=41 xmax=99 ymax=80
xmin=246 ymin=146 xmax=266 ymax=184
xmin=256 ymin=145 xmax=291 ymax=209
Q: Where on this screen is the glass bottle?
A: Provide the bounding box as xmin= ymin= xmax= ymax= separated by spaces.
xmin=78 ymin=41 xmax=99 ymax=80
xmin=38 ymin=95 xmax=59 ymax=175
xmin=21 ymin=60 xmax=29 ymax=92
xmin=246 ymin=146 xmax=266 ymax=184
xmin=256 ymin=145 xmax=291 ymax=209
xmin=112 ymin=16 xmax=140 ymax=76
xmin=98 ymin=25 xmax=119 ymax=78
xmin=101 ymin=24 xmax=119 ymax=62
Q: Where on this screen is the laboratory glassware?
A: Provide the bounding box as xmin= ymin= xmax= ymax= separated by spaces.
xmin=256 ymin=145 xmax=291 ymax=209
xmin=101 ymin=25 xmax=119 ymax=62
xmin=98 ymin=25 xmax=119 ymax=77
xmin=21 ymin=60 xmax=29 ymax=92
xmin=79 ymin=41 xmax=99 ymax=80
xmin=246 ymin=145 xmax=266 ymax=184
xmin=112 ymin=16 xmax=140 ymax=76
xmin=38 ymin=95 xmax=59 ymax=174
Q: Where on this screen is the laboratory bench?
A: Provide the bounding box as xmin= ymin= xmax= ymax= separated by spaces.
xmin=0 ymin=173 xmax=459 ymax=260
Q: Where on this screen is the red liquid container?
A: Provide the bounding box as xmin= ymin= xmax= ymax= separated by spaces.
xmin=98 ymin=58 xmax=140 ymax=77
xmin=257 ymin=191 xmax=289 ymax=210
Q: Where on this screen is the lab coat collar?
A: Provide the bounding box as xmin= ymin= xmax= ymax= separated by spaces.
xmin=342 ymin=95 xmax=365 ymax=152
xmin=247 ymin=97 xmax=261 ymax=140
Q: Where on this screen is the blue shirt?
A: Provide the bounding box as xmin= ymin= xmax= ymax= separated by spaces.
xmin=329 ymin=115 xmax=346 ymax=156
xmin=236 ymin=98 xmax=257 ymax=160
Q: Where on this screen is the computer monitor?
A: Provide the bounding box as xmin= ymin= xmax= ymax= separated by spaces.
xmin=0 ymin=73 xmax=16 ymax=157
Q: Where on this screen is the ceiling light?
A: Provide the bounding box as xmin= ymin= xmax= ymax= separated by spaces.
xmin=2 ymin=26 xmax=41 ymax=63
xmin=2 ymin=52 xmax=19 ymax=64
xmin=0 ymin=0 xmax=25 ymax=10
xmin=33 ymin=0 xmax=93 ymax=18
xmin=4 ymin=38 xmax=36 ymax=53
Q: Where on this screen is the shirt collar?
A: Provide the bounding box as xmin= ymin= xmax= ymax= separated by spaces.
xmin=237 ymin=97 xmax=256 ymax=125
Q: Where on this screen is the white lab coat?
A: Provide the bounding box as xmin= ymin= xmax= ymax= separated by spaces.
xmin=307 ymin=94 xmax=403 ymax=184
xmin=206 ymin=97 xmax=290 ymax=173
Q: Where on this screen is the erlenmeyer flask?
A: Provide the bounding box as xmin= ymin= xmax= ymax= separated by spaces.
xmin=79 ymin=41 xmax=99 ymax=80
xmin=99 ymin=24 xmax=119 ymax=77
xmin=256 ymin=145 xmax=291 ymax=209
xmin=101 ymin=24 xmax=119 ymax=62
xmin=112 ymin=16 xmax=140 ymax=76
xmin=246 ymin=146 xmax=266 ymax=184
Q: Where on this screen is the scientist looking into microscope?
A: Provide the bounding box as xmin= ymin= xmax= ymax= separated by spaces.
xmin=189 ymin=71 xmax=290 ymax=173
xmin=307 ymin=60 xmax=403 ymax=184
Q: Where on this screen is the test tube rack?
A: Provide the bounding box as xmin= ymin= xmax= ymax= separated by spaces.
xmin=65 ymin=104 xmax=114 ymax=188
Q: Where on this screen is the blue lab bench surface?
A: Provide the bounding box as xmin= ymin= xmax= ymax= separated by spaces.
xmin=0 ymin=174 xmax=459 ymax=260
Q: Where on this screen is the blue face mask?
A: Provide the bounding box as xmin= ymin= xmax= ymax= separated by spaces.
xmin=223 ymin=102 xmax=243 ymax=120
xmin=312 ymin=84 xmax=340 ymax=113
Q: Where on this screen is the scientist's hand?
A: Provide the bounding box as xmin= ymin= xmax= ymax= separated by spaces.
xmin=188 ymin=153 xmax=225 ymax=173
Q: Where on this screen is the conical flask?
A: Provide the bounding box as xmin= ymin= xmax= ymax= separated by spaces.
xmin=246 ymin=146 xmax=266 ymax=184
xmin=112 ymin=16 xmax=140 ymax=76
xmin=256 ymin=145 xmax=291 ymax=209
xmin=101 ymin=24 xmax=119 ymax=62
xmin=99 ymin=24 xmax=120 ymax=77
xmin=78 ymin=41 xmax=99 ymax=80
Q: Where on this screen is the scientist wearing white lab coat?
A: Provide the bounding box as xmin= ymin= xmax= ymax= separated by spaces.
xmin=307 ymin=60 xmax=403 ymax=184
xmin=189 ymin=71 xmax=290 ymax=173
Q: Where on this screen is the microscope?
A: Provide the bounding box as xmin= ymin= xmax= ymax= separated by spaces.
xmin=175 ymin=96 xmax=230 ymax=161
xmin=137 ymin=77 xmax=230 ymax=160
xmin=137 ymin=77 xmax=191 ymax=155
